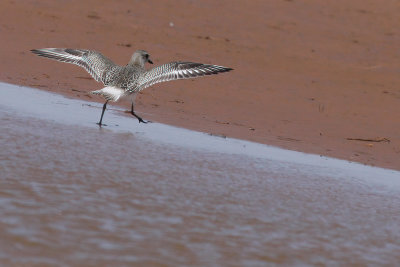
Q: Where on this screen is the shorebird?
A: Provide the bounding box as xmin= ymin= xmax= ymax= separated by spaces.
xmin=31 ymin=48 xmax=233 ymax=126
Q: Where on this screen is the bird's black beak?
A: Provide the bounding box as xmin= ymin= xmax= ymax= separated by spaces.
xmin=148 ymin=59 xmax=153 ymax=64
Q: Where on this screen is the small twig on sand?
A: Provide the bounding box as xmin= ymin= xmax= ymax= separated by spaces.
xmin=346 ymin=137 xmax=390 ymax=143
xmin=277 ymin=136 xmax=301 ymax=142
xmin=75 ymin=76 xmax=93 ymax=80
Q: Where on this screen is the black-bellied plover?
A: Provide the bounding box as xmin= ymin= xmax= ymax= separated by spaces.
xmin=31 ymin=48 xmax=233 ymax=126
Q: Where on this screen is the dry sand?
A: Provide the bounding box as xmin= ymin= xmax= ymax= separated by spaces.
xmin=1 ymin=0 xmax=399 ymax=170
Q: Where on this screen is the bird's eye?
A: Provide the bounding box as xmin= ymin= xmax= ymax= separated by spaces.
xmin=145 ymin=54 xmax=149 ymax=58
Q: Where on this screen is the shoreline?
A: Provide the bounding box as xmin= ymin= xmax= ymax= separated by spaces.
xmin=1 ymin=0 xmax=399 ymax=170
xmin=4 ymin=81 xmax=400 ymax=173
xmin=3 ymin=81 xmax=400 ymax=178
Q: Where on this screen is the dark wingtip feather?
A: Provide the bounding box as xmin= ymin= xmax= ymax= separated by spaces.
xmin=219 ymin=67 xmax=233 ymax=72
xmin=211 ymin=66 xmax=233 ymax=74
xmin=31 ymin=49 xmax=51 ymax=58
xmin=31 ymin=49 xmax=41 ymax=54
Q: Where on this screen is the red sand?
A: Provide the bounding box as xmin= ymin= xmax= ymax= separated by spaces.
xmin=1 ymin=0 xmax=399 ymax=170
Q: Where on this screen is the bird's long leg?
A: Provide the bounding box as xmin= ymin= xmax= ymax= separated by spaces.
xmin=97 ymin=100 xmax=108 ymax=126
xmin=130 ymin=95 xmax=150 ymax=123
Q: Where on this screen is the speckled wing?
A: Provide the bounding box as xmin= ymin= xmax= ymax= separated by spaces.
xmin=31 ymin=48 xmax=116 ymax=83
xmin=136 ymin=62 xmax=233 ymax=92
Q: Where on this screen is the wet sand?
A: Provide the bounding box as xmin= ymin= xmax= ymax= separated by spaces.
xmin=1 ymin=83 xmax=400 ymax=266
xmin=0 ymin=0 xmax=399 ymax=170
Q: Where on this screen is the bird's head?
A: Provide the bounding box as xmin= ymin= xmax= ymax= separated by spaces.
xmin=129 ymin=50 xmax=153 ymax=67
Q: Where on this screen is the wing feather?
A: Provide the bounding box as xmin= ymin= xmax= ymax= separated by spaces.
xmin=31 ymin=48 xmax=116 ymax=83
xmin=136 ymin=61 xmax=233 ymax=92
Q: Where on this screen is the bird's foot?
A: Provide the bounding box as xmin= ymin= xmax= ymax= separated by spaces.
xmin=138 ymin=117 xmax=151 ymax=123
xmin=96 ymin=122 xmax=107 ymax=127
xmin=131 ymin=111 xmax=151 ymax=124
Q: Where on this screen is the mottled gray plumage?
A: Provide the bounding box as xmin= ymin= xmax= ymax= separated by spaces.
xmin=31 ymin=48 xmax=233 ymax=125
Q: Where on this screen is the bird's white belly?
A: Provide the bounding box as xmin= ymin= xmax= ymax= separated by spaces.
xmin=94 ymin=86 xmax=127 ymax=102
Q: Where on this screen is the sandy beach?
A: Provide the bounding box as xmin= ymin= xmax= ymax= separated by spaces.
xmin=2 ymin=2 xmax=400 ymax=265
xmin=1 ymin=0 xmax=399 ymax=170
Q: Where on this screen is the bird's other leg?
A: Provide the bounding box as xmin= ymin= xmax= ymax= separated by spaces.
xmin=97 ymin=100 xmax=108 ymax=126
xmin=130 ymin=97 xmax=150 ymax=123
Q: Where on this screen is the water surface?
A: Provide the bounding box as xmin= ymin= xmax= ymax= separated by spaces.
xmin=1 ymin=83 xmax=399 ymax=266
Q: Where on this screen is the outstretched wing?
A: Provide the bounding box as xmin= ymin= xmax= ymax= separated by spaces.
xmin=31 ymin=48 xmax=116 ymax=82
xmin=135 ymin=62 xmax=233 ymax=92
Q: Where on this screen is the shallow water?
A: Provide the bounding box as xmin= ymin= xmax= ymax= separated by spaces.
xmin=1 ymin=83 xmax=400 ymax=266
